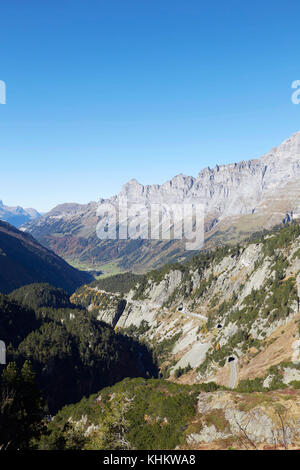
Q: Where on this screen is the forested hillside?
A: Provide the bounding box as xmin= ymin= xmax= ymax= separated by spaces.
xmin=3 ymin=223 xmax=300 ymax=449
xmin=0 ymin=220 xmax=92 ymax=294
xmin=1 ymin=284 xmax=157 ymax=419
xmin=38 ymin=377 xmax=300 ymax=450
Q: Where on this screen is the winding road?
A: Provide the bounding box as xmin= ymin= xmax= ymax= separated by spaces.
xmin=186 ymin=311 xmax=208 ymax=322
xmin=178 ymin=307 xmax=207 ymax=322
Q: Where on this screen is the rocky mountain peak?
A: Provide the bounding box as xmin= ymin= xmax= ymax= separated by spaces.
xmin=263 ymin=130 xmax=300 ymax=162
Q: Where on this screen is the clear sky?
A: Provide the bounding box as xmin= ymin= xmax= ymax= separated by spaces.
xmin=1 ymin=0 xmax=300 ymax=212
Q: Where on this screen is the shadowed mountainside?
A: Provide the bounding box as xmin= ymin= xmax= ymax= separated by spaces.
xmin=0 ymin=220 xmax=93 ymax=294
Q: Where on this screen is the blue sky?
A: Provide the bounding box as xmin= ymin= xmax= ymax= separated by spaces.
xmin=1 ymin=0 xmax=300 ymax=211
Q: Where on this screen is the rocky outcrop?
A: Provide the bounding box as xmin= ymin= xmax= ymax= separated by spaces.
xmin=115 ymin=270 xmax=184 ymax=328
xmin=189 ymin=390 xmax=300 ymax=448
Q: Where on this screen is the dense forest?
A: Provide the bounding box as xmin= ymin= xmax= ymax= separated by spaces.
xmin=38 ymin=378 xmax=219 ymax=450
xmin=76 ymin=272 xmax=143 ymax=295
xmin=0 ymin=283 xmax=158 ymax=448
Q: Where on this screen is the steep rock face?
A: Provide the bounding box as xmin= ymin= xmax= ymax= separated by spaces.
xmin=72 ymin=224 xmax=300 ymax=386
xmin=24 ymin=131 xmax=300 ymax=270
xmin=115 ymin=131 xmax=300 ymax=223
xmin=117 ymin=270 xmax=184 ymax=328
xmin=71 ymin=287 xmax=127 ymax=328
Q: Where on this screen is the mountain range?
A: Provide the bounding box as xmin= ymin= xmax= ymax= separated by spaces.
xmin=22 ymin=130 xmax=300 ymax=272
xmin=0 ymin=200 xmax=40 ymax=227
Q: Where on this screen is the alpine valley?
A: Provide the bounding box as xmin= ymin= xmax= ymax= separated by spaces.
xmin=2 ymin=130 xmax=300 ymax=450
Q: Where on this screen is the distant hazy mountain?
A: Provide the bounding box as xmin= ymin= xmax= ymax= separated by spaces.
xmin=0 ymin=200 xmax=40 ymax=227
xmin=23 ymin=130 xmax=300 ymax=271
xmin=0 ymin=220 xmax=92 ymax=294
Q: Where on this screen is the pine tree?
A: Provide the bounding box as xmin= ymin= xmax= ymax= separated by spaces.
xmin=0 ymin=361 xmax=45 ymax=449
